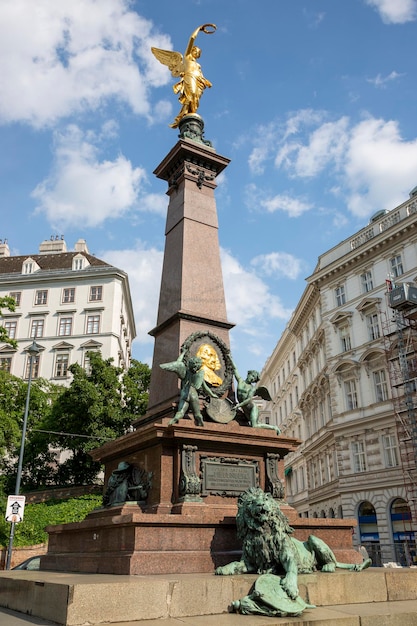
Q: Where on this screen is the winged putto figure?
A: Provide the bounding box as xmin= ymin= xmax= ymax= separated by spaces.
xmin=231 ymin=358 xmax=281 ymax=435
xmin=160 ymin=350 xmax=217 ymax=426
xmin=151 ymin=24 xmax=216 ymax=128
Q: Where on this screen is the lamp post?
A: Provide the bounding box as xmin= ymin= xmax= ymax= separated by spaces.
xmin=5 ymin=340 xmax=41 ymax=570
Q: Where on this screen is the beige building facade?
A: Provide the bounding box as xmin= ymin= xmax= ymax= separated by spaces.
xmin=0 ymin=237 xmax=136 ymax=384
xmin=261 ymin=190 xmax=417 ymax=565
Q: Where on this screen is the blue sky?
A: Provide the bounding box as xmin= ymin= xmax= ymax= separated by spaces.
xmin=1 ymin=0 xmax=417 ymax=376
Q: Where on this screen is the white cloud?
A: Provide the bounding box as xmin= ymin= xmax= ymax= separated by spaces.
xmin=32 ymin=125 xmax=147 ymax=228
xmin=251 ymin=252 xmax=305 ymax=280
xmin=0 ymin=0 xmax=172 ymax=127
xmin=264 ymin=110 xmax=417 ymax=220
xmin=260 ymin=193 xmax=314 ymax=218
xmin=345 ymin=117 xmax=417 ymax=216
xmin=291 ymin=117 xmax=349 ymax=177
xmin=101 ymin=242 xmax=163 ymax=349
xmin=367 ymin=71 xmax=405 ymax=88
xmin=365 ymin=0 xmax=417 ymax=23
xmin=221 ymin=249 xmax=292 ymax=328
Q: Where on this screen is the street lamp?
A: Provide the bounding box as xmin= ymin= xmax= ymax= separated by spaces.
xmin=5 ymin=340 xmax=41 ymax=570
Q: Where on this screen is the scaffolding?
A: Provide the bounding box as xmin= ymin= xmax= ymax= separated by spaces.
xmin=383 ymin=283 xmax=417 ymax=535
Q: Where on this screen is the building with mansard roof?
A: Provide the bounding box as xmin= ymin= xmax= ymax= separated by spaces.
xmin=260 ymin=188 xmax=417 ymax=567
xmin=0 ymin=237 xmax=136 ymax=383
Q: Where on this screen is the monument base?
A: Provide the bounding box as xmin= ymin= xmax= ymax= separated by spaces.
xmin=42 ymin=502 xmax=360 ymax=575
xmin=41 ymin=418 xmax=361 ymax=575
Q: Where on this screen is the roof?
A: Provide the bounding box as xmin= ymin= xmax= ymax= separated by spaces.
xmin=0 ymin=252 xmax=110 ymax=275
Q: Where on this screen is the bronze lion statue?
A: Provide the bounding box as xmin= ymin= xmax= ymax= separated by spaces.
xmin=216 ymin=487 xmax=371 ymax=600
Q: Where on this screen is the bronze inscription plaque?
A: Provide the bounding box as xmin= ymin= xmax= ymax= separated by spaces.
xmin=201 ymin=457 xmax=259 ymax=497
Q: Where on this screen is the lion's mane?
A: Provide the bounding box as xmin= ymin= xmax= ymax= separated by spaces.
xmin=236 ymin=487 xmax=307 ymax=574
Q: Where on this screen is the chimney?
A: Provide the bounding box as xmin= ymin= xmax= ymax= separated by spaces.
xmin=39 ymin=235 xmax=67 ymax=255
xmin=74 ymin=239 xmax=89 ymax=254
xmin=0 ymin=239 xmax=10 ymax=257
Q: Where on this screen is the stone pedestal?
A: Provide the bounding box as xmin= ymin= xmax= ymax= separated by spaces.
xmin=42 ymin=419 xmax=361 ymax=575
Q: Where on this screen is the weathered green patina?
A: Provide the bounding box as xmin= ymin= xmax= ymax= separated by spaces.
xmin=216 ymin=487 xmax=371 ymax=617
xmin=160 ymin=351 xmax=217 ymax=426
xmin=231 ymin=359 xmax=280 ymax=434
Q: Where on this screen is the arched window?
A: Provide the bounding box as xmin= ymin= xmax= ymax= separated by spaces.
xmin=329 ymin=508 xmax=335 ymax=518
xmin=390 ymin=498 xmax=415 ymax=566
xmin=358 ymin=501 xmax=381 ymax=566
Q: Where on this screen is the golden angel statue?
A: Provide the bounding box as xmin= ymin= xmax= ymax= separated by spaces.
xmin=151 ymin=24 xmax=216 ymax=128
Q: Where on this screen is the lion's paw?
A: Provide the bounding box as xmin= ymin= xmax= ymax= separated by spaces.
xmin=281 ymin=574 xmax=299 ymax=600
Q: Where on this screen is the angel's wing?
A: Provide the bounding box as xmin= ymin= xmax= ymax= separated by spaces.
xmin=151 ymin=48 xmax=184 ymax=77
xmin=160 ymin=360 xmax=187 ymax=380
xmin=255 ymin=386 xmax=272 ymax=402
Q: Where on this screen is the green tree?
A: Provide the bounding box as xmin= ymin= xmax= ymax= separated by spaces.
xmin=4 ymin=354 xmax=151 ymax=491
xmin=0 ymin=372 xmax=61 ymax=496
xmin=122 ymin=359 xmax=150 ymax=417
xmin=37 ymin=352 xmax=150 ymax=486
xmin=0 ymin=296 xmax=18 ymax=348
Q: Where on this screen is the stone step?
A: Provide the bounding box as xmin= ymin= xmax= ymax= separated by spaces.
xmin=101 ymin=602 xmax=417 ymax=625
xmin=1 ymin=569 xmax=417 ymax=625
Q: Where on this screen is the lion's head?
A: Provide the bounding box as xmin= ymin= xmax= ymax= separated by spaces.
xmin=236 ymin=488 xmax=295 ymax=574
xmin=237 ymin=487 xmax=294 ymax=539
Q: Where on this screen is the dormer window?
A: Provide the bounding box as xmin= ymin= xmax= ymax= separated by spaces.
xmin=72 ymin=254 xmax=89 ymax=271
xmin=22 ymin=257 xmax=40 ymax=275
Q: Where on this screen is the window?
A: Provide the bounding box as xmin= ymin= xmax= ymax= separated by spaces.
xmin=25 ymin=355 xmax=40 ymax=379
xmin=58 ymin=317 xmax=73 ymax=336
xmin=339 ymin=325 xmax=351 ymax=352
xmin=361 ymin=271 xmax=373 ymax=293
xmin=9 ymin=292 xmax=21 ymax=306
xmin=0 ymin=356 xmax=12 ymax=372
xmin=335 ymin=284 xmax=346 ymax=306
xmin=55 ymin=353 xmax=69 ymax=378
xmin=373 ymin=369 xmax=389 ymax=402
xmin=382 ymin=433 xmax=399 ymax=468
xmin=35 ymin=290 xmax=48 ymax=305
xmin=23 ymin=262 xmax=33 ymax=274
xmin=366 ymin=313 xmax=380 ymax=341
xmin=86 ymin=314 xmax=100 ymax=334
xmin=84 ymin=350 xmax=99 ymax=374
xmin=4 ymin=320 xmax=17 ymax=339
xmin=73 ymin=256 xmax=84 ymax=270
xmin=89 ymin=286 xmax=103 ymax=302
xmin=62 ymin=288 xmax=75 ymax=303
xmin=390 ymin=254 xmax=404 ymax=278
xmin=352 ymin=440 xmax=366 ymax=473
xmin=30 ymin=318 xmax=44 ymax=338
xmin=344 ymin=379 xmax=358 ymax=410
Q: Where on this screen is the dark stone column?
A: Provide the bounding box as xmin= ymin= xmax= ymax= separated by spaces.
xmin=146 ymin=116 xmax=234 ymax=414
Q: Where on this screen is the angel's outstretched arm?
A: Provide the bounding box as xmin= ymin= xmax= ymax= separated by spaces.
xmin=185 ymin=25 xmax=204 ymax=56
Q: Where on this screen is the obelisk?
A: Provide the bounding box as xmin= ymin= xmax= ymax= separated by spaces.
xmin=147 ymin=114 xmax=234 ymax=414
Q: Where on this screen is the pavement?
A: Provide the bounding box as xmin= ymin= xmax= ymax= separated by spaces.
xmin=3 ymin=602 xmax=417 ymax=626
xmin=0 ymin=609 xmax=56 ymax=625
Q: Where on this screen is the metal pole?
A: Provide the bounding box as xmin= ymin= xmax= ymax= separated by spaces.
xmin=5 ymin=341 xmax=39 ymax=570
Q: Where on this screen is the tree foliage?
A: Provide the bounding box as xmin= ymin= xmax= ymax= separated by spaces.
xmin=25 ymin=353 xmax=150 ymax=487
xmin=0 ymin=373 xmax=62 ymax=495
xmin=122 ymin=358 xmax=151 ymax=417
xmin=0 ymin=494 xmax=102 ymax=547
xmin=0 ymin=296 xmax=18 ymax=347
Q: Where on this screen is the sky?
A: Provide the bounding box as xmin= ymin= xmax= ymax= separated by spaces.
xmin=1 ymin=0 xmax=417 ymax=376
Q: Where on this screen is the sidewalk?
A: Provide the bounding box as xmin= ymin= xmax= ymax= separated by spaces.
xmin=0 ymin=608 xmax=56 ymax=625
